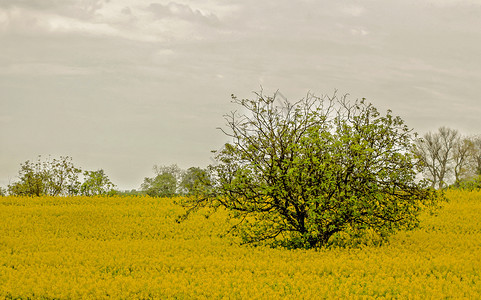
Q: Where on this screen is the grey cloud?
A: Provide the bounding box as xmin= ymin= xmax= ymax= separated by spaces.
xmin=148 ymin=2 xmax=219 ymax=26
xmin=0 ymin=0 xmax=106 ymax=11
xmin=0 ymin=0 xmax=70 ymax=9
xmin=121 ymin=7 xmax=132 ymax=15
xmin=0 ymin=62 xmax=94 ymax=76
xmin=0 ymin=0 xmax=108 ymax=20
xmin=1 ymin=0 xmax=481 ymax=190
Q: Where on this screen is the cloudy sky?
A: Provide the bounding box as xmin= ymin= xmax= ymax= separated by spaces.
xmin=1 ymin=0 xmax=481 ymax=190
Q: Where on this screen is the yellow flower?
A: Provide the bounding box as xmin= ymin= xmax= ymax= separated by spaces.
xmin=0 ymin=191 xmax=480 ymax=298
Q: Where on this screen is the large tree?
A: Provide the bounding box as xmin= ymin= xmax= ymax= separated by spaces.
xmin=181 ymin=91 xmax=441 ymax=249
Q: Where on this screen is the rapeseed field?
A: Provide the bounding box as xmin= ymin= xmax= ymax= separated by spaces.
xmin=1 ymin=190 xmax=480 ymax=299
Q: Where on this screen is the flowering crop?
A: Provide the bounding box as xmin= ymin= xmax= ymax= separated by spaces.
xmin=1 ymin=191 xmax=480 ymax=299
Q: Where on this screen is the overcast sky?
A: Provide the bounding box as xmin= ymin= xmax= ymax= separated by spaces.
xmin=1 ymin=0 xmax=481 ymax=190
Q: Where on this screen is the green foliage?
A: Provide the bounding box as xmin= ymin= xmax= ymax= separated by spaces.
xmin=179 ymin=167 xmax=212 ymax=196
xmin=182 ymin=91 xmax=443 ymax=249
xmin=114 ymin=189 xmax=144 ymax=196
xmin=8 ymin=157 xmax=47 ymax=196
xmin=141 ymin=166 xmax=178 ymax=197
xmin=80 ymin=169 xmax=115 ymax=196
xmin=8 ymin=156 xmax=81 ymax=196
xmin=450 ymin=175 xmax=481 ymax=191
xmin=45 ymin=156 xmax=82 ymax=196
xmin=141 ymin=164 xmax=211 ymax=198
xmin=7 ymin=156 xmax=115 ymax=197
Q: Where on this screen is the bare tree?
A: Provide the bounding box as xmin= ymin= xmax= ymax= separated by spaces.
xmin=415 ymin=127 xmax=459 ymax=189
xmin=415 ymin=132 xmax=440 ymax=188
xmin=438 ymin=127 xmax=460 ymax=187
xmin=472 ymin=136 xmax=481 ymax=176
xmin=452 ymin=137 xmax=475 ymax=185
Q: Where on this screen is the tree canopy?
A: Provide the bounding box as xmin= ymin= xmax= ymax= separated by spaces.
xmin=181 ymin=91 xmax=442 ymax=249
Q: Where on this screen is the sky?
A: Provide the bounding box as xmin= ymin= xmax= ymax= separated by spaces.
xmin=1 ymin=0 xmax=481 ymax=191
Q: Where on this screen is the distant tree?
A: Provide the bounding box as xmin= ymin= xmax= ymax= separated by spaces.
xmin=181 ymin=91 xmax=441 ymax=249
xmin=7 ymin=155 xmax=116 ymax=197
xmin=141 ymin=173 xmax=177 ymax=197
xmin=179 ymin=167 xmax=212 ymax=195
xmin=415 ymin=128 xmax=481 ymax=188
xmin=472 ymin=136 xmax=481 ymax=176
xmin=115 ymin=189 xmax=143 ymax=196
xmin=414 ymin=127 xmax=459 ymax=188
xmin=452 ymin=137 xmax=475 ymax=185
xmin=0 ymin=186 xmax=6 ymax=196
xmin=153 ymin=164 xmax=183 ymax=183
xmin=141 ymin=164 xmax=180 ymax=197
xmin=8 ymin=156 xmax=50 ymax=196
xmin=448 ymin=135 xmax=481 ymax=189
xmin=455 ymin=175 xmax=481 ymax=190
xmin=80 ymin=169 xmax=115 ymax=196
xmin=44 ymin=156 xmax=82 ymax=196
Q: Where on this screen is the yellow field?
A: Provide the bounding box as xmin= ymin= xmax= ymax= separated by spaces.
xmin=1 ymin=190 xmax=480 ymax=299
